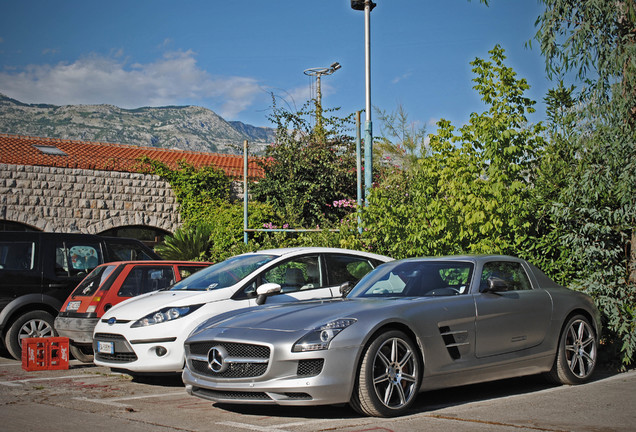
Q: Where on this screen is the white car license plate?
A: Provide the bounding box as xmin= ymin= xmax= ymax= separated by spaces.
xmin=97 ymin=341 xmax=114 ymax=354
xmin=66 ymin=301 xmax=81 ymax=311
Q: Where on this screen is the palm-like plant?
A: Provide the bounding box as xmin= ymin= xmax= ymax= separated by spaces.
xmin=155 ymin=224 xmax=213 ymax=261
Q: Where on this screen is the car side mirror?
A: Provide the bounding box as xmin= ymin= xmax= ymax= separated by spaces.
xmin=484 ymin=277 xmax=511 ymax=293
xmin=339 ymin=281 xmax=353 ymax=297
xmin=255 ymin=283 xmax=282 ymax=305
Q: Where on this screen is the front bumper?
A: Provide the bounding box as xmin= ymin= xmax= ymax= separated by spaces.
xmin=54 ymin=316 xmax=98 ymax=344
xmin=182 ymin=329 xmax=358 ymax=406
xmin=92 ymin=331 xmax=185 ymax=373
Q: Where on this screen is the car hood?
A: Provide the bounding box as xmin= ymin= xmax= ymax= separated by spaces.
xmin=206 ymin=297 xmax=405 ymax=332
xmin=101 ymin=288 xmax=236 ymax=320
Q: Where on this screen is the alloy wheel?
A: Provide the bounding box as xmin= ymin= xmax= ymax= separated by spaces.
xmin=372 ymin=337 xmax=418 ymax=409
xmin=564 ymin=318 xmax=596 ymax=379
xmin=18 ymin=318 xmax=55 ymax=345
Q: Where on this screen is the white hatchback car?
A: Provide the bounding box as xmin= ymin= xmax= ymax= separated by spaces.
xmin=92 ymin=247 xmax=392 ymax=374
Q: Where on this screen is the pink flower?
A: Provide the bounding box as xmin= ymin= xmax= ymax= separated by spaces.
xmin=332 ymin=198 xmax=356 ymax=208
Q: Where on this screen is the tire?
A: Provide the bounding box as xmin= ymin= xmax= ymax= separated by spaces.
xmin=547 ymin=314 xmax=597 ymax=385
xmin=350 ymin=330 xmax=421 ymax=417
xmin=4 ymin=310 xmax=57 ymax=360
xmin=70 ymin=344 xmax=94 ymax=363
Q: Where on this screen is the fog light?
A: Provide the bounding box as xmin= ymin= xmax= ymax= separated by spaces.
xmin=155 ymin=346 xmax=168 ymax=357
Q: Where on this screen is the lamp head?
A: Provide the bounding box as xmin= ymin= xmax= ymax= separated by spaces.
xmin=351 ymin=0 xmax=376 ymax=11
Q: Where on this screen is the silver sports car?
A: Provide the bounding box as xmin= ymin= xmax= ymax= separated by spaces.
xmin=182 ymin=255 xmax=601 ymax=417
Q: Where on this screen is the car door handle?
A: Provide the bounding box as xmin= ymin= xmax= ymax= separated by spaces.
xmin=48 ymin=283 xmax=67 ymax=288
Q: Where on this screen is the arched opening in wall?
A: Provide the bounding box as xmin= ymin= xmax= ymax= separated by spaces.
xmin=99 ymin=225 xmax=170 ymax=249
xmin=0 ymin=220 xmax=41 ymax=231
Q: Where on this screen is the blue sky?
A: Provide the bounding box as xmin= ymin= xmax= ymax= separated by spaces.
xmin=0 ymin=0 xmax=551 ymax=136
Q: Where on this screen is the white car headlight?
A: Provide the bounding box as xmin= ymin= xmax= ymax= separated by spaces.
xmin=131 ymin=304 xmax=204 ymax=328
xmin=292 ymin=318 xmax=357 ymax=352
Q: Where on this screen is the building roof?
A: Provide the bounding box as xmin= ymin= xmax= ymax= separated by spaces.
xmin=0 ymin=134 xmax=263 ymax=179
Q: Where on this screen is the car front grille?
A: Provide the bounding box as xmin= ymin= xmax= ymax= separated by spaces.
xmin=191 ymin=359 xmax=268 ymax=378
xmin=187 ymin=341 xmax=270 ymax=379
xmin=93 ymin=332 xmax=137 ymax=363
xmin=284 ymin=392 xmax=311 ymax=400
xmin=193 ymin=387 xmax=271 ymax=401
xmin=189 ymin=341 xmax=270 ymax=358
xmin=95 ymin=352 xmax=138 ymax=362
xmin=94 ymin=332 xmax=127 ymax=341
xmin=191 ymin=388 xmax=312 ymax=402
xmin=297 ymin=359 xmax=324 ymax=377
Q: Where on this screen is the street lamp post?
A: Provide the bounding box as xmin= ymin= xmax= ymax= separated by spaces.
xmin=303 ymin=62 xmax=341 ymax=133
xmin=351 ymin=0 xmax=375 ymax=206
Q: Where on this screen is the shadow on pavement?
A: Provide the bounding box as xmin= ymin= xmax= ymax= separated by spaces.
xmin=213 ymin=368 xmax=622 ymax=419
xmin=126 ymin=372 xmax=185 ymax=387
xmin=216 ymin=402 xmax=358 ymax=419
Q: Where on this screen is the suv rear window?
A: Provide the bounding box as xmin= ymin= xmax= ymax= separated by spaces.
xmin=108 ymin=242 xmax=156 ymax=261
xmin=56 ymin=241 xmax=103 ymax=276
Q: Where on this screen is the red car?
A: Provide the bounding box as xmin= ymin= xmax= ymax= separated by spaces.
xmin=54 ymin=260 xmax=212 ymax=362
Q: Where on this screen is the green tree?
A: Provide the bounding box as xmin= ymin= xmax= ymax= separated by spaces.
xmin=136 ymin=156 xmax=231 ymax=224
xmin=136 ymin=156 xmax=274 ymax=262
xmin=534 ymin=0 xmax=636 ymax=367
xmin=521 ymin=82 xmax=579 ymax=284
xmin=375 ymin=104 xmax=429 ymax=170
xmin=360 ymin=46 xmax=544 ymax=259
xmin=252 ymin=98 xmax=357 ymax=228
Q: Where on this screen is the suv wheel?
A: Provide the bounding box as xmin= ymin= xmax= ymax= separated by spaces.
xmin=4 ymin=310 xmax=57 ymax=360
xmin=70 ymin=344 xmax=94 ymax=363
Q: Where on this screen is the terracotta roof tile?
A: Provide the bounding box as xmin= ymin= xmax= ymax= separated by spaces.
xmin=0 ymin=134 xmax=263 ymax=179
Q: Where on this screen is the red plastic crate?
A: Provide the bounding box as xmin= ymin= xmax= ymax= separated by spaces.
xmin=21 ymin=337 xmax=70 ymax=371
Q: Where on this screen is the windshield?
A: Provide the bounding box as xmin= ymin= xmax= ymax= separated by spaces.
xmin=170 ymin=254 xmax=278 ymax=291
xmin=71 ymin=264 xmax=118 ymax=297
xmin=348 ymin=260 xmax=474 ymax=298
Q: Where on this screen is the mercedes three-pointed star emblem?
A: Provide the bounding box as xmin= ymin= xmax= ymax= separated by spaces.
xmin=207 ymin=346 xmax=229 ymax=373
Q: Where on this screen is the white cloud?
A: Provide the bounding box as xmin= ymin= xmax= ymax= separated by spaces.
xmin=391 ymin=70 xmax=413 ymax=84
xmin=0 ymin=50 xmax=262 ymax=119
xmin=41 ymin=48 xmax=59 ymax=56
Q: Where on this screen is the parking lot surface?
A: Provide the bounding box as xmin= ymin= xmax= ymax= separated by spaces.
xmin=1 ymin=347 xmax=634 ymax=432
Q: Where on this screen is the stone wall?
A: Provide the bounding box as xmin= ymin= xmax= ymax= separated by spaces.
xmin=0 ymin=163 xmax=181 ymax=234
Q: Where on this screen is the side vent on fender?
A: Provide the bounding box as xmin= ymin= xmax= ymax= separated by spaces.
xmin=439 ymin=326 xmax=469 ymax=360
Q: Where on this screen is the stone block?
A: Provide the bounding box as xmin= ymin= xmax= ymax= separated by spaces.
xmin=16 ymin=179 xmax=31 ymax=189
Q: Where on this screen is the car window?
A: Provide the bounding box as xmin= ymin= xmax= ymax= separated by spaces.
xmin=480 ymin=261 xmax=532 ymax=291
xmin=324 ymin=254 xmax=379 ymax=287
xmin=177 ymin=265 xmax=209 ymax=279
xmin=118 ymin=266 xmax=175 ymax=297
xmin=55 ymin=241 xmax=102 ymax=276
xmin=0 ymin=241 xmax=35 ymax=270
xmin=71 ymin=264 xmax=118 ymax=297
xmin=170 ymin=254 xmax=277 ymax=291
xmin=351 ymin=261 xmax=474 ymax=298
xmin=107 ymin=242 xmax=155 ymax=261
xmin=262 ymin=255 xmax=322 ymax=293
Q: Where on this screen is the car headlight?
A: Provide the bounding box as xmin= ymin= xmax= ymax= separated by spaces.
xmin=131 ymin=304 xmax=204 ymax=328
xmin=292 ymin=318 xmax=357 ymax=352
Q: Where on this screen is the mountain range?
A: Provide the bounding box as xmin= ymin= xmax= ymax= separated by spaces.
xmin=0 ymin=93 xmax=275 ymax=154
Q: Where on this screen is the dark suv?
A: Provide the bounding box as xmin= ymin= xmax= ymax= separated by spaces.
xmin=0 ymin=232 xmax=160 ymax=359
